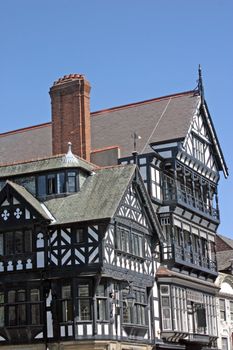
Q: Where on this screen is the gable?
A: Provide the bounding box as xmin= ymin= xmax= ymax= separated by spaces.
xmin=0 ymin=182 xmax=50 ymax=227
xmin=115 ymin=177 xmax=163 ymax=242
xmin=182 ymin=101 xmax=228 ymax=177
xmin=117 ymin=184 xmax=148 ymax=228
xmin=183 ymin=111 xmax=218 ymax=172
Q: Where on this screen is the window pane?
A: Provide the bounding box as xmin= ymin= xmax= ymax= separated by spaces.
xmin=140 ymin=166 xmax=147 ymax=181
xmin=62 ymin=285 xmax=71 ymax=299
xmin=18 ymin=304 xmax=26 ymax=325
xmin=62 ymin=300 xmax=73 ymax=322
xmin=17 ymin=290 xmax=26 ymax=302
xmin=0 ymin=234 xmax=3 ymax=255
xmin=5 ymin=232 xmax=14 ymax=255
xmin=15 ymin=231 xmax=23 ymax=253
xmin=161 ymin=286 xmax=169 ymax=295
xmin=162 ymin=296 xmax=170 ymax=307
xmin=0 ymin=306 xmax=4 ymax=327
xmin=123 ymin=302 xmax=130 ymax=323
xmin=31 ymin=304 xmax=40 ymax=325
xmin=8 ymin=306 xmax=16 ymax=326
xmin=97 ymin=299 xmax=107 ymax=320
xmin=48 ymin=174 xmax=56 ymax=194
xmin=8 ymin=290 xmax=16 ymax=303
xmin=31 ymin=289 xmax=40 ymax=302
xmin=38 ymin=175 xmax=46 ymax=196
xmin=222 ymin=337 xmax=228 ymax=350
xmin=57 ymin=172 xmax=65 ymax=194
xmin=67 ymin=173 xmax=76 ymax=192
xmin=0 ymin=292 xmax=4 ymax=327
xmin=79 ymin=285 xmax=89 ymax=297
xmin=77 ymin=284 xmax=91 ymax=321
xmin=24 ymin=230 xmax=32 ymax=252
xmin=96 ymin=285 xmax=105 ymax=297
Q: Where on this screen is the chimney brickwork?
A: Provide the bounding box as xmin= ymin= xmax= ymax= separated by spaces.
xmin=50 ymin=74 xmax=91 ymax=161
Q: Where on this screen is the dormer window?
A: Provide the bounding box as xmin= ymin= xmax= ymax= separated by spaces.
xmin=37 ymin=170 xmax=79 ymax=198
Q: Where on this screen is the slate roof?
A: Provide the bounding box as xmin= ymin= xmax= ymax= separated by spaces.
xmin=217 ymin=234 xmax=233 ymax=250
xmin=216 ymin=234 xmax=233 ymax=272
xmin=43 ymin=164 xmax=136 ymax=224
xmin=0 ymin=91 xmax=199 ymax=163
xmin=0 ymin=154 xmax=94 ymax=178
xmin=0 ymin=88 xmax=227 ymax=175
xmin=217 ymin=250 xmax=233 ymax=272
xmin=0 ymin=123 xmax=52 ymax=164
xmin=91 ymin=91 xmax=199 ymax=157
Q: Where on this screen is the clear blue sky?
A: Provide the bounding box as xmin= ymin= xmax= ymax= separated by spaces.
xmin=0 ymin=0 xmax=232 ymax=236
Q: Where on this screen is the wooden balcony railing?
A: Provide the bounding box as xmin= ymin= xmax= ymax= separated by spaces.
xmin=162 ymin=175 xmax=219 ymax=221
xmin=161 ymin=243 xmax=217 ymax=273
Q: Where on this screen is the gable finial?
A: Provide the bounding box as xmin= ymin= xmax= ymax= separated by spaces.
xmin=67 ymin=141 xmax=72 ymax=154
xmin=198 ymin=64 xmax=205 ymax=102
xmin=63 ymin=141 xmax=79 ymax=164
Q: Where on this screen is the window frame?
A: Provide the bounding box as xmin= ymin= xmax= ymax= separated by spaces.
xmin=0 ymin=287 xmax=42 ymax=328
xmin=160 ymin=285 xmax=172 ymax=331
xmin=122 ymin=287 xmax=147 ymax=326
xmin=76 ymin=283 xmax=92 ymax=322
xmin=36 ymin=169 xmax=79 ymax=198
xmin=60 ymin=284 xmax=73 ymax=323
xmin=192 ymin=135 xmax=205 ymax=163
xmin=0 ymin=228 xmax=32 ymax=256
xmin=219 ymin=299 xmax=226 ymax=321
xmin=96 ymin=283 xmax=109 ymax=322
xmin=115 ymin=225 xmax=144 ymax=258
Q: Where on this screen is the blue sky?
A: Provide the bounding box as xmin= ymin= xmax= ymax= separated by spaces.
xmin=0 ymin=0 xmax=232 ymax=236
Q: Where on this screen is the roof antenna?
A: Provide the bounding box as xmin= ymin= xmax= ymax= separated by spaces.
xmin=198 ymin=64 xmax=205 ymax=103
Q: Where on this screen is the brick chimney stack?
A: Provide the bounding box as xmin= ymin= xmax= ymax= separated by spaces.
xmin=50 ymin=74 xmax=91 ymax=161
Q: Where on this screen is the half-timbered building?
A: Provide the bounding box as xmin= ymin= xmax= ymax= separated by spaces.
xmin=0 ymin=149 xmax=163 ymax=349
xmin=0 ymin=68 xmax=228 ymax=349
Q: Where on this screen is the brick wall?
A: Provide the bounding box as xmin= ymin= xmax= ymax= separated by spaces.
xmin=50 ymin=74 xmax=91 ymax=161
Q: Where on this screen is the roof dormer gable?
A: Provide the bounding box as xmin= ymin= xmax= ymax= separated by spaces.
xmin=0 ymin=181 xmax=52 ymax=227
xmin=182 ymin=101 xmax=228 ymax=178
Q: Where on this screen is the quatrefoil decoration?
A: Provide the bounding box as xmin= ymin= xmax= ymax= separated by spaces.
xmin=14 ymin=208 xmax=22 ymax=219
xmin=1 ymin=209 xmax=10 ymax=221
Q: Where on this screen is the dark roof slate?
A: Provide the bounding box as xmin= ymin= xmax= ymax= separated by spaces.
xmin=91 ymin=92 xmax=199 ymax=157
xmin=217 ymin=250 xmax=233 ymax=272
xmin=218 ymin=234 xmax=233 ymax=250
xmin=0 ymin=123 xmax=52 ymax=164
xmin=0 ymin=91 xmax=199 ymax=163
xmin=0 ymin=154 xmax=94 ymax=178
xmin=44 ymin=164 xmax=136 ymax=225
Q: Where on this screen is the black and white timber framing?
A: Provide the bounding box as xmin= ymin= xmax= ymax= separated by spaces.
xmin=0 ymin=72 xmax=229 ymax=350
